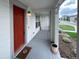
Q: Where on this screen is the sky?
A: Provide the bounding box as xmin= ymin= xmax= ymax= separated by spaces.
xmin=59 ymin=0 xmax=77 ymax=18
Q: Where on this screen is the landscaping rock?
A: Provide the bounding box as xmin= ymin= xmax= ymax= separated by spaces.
xmin=64 ymin=34 xmax=70 ymax=38
xmin=63 ymin=37 xmax=72 ymax=43
xmin=60 ymin=33 xmax=70 ymax=38
xmin=73 ymin=48 xmax=77 ymax=55
xmin=59 ymin=35 xmax=76 ymax=59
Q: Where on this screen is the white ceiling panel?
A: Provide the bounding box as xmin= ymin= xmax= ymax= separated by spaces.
xmin=18 ymin=0 xmax=59 ymax=9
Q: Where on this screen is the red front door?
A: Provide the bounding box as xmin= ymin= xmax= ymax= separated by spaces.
xmin=13 ymin=5 xmax=25 ymax=53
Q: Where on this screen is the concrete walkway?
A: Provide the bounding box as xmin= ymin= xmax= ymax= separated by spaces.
xmin=26 ymin=30 xmax=62 ymax=59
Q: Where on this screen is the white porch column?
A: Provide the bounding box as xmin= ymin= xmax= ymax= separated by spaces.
xmin=50 ymin=9 xmax=55 ymax=42
xmin=54 ymin=8 xmax=59 ymax=47
xmin=50 ymin=8 xmax=59 ymax=47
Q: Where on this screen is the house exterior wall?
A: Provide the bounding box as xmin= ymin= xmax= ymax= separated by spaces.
xmin=26 ymin=13 xmax=40 ymax=44
xmin=0 ymin=0 xmax=40 ymax=58
xmin=0 ymin=0 xmax=11 ymax=59
xmin=40 ymin=15 xmax=50 ymax=30
xmin=0 ymin=0 xmax=64 ymax=58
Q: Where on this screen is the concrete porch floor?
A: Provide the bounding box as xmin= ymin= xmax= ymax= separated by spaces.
xmin=26 ymin=30 xmax=62 ymax=59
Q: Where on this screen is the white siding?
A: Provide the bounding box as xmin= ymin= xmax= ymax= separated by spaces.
xmin=26 ymin=13 xmax=40 ymax=44
xmin=0 ymin=0 xmax=11 ymax=59
xmin=40 ymin=16 xmax=49 ymax=30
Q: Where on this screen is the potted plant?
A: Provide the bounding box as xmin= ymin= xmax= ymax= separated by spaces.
xmin=51 ymin=43 xmax=58 ymax=54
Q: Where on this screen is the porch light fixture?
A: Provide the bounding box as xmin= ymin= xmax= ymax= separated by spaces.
xmin=27 ymin=11 xmax=32 ymax=16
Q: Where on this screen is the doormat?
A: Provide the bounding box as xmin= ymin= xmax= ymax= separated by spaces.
xmin=16 ymin=46 xmax=32 ymax=59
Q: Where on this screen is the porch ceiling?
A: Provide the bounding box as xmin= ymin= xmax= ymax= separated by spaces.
xmin=18 ymin=0 xmax=64 ymax=15
xmin=18 ymin=0 xmax=59 ymax=10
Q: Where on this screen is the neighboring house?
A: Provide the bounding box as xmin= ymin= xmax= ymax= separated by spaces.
xmin=59 ymin=16 xmax=70 ymax=21
xmin=69 ymin=15 xmax=77 ymax=23
xmin=59 ymin=15 xmax=77 ymax=24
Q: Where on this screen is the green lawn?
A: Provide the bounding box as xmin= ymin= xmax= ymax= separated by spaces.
xmin=66 ymin=32 xmax=77 ymax=40
xmin=60 ymin=25 xmax=75 ymax=31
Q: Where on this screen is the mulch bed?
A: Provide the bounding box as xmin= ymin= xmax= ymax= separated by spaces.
xmin=59 ymin=34 xmax=76 ymax=59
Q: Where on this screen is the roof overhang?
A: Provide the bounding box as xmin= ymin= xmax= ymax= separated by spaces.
xmin=17 ymin=0 xmax=65 ymax=15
